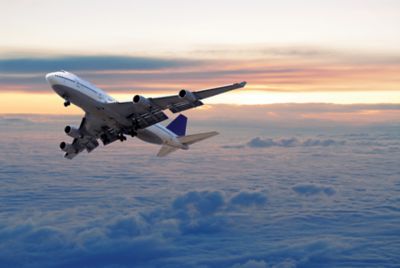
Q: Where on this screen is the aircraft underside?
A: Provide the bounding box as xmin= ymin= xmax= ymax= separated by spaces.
xmin=46 ymin=70 xmax=246 ymax=158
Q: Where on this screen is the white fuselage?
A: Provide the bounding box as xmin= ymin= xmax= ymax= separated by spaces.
xmin=45 ymin=71 xmax=186 ymax=149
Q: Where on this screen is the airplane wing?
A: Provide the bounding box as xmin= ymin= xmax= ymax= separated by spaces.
xmin=150 ymin=81 xmax=247 ymax=113
xmin=63 ymin=114 xmax=120 ymax=159
xmin=104 ymin=81 xmax=246 ymax=129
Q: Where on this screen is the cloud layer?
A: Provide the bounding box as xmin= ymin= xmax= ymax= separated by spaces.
xmin=223 ymin=137 xmax=346 ymax=149
xmin=1 ymin=47 xmax=400 ymax=97
xmin=0 ymin=56 xmax=199 ymax=73
xmin=0 ymin=190 xmax=269 ymax=267
xmin=292 ymin=183 xmax=336 ymax=197
xmin=0 ymin=117 xmax=399 ymax=267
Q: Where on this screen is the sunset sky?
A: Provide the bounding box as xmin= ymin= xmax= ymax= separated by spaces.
xmin=1 ymin=0 xmax=400 ymax=117
xmin=1 ymin=2 xmax=400 ymax=267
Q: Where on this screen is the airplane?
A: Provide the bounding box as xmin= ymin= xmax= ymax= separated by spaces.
xmin=45 ymin=70 xmax=246 ymax=159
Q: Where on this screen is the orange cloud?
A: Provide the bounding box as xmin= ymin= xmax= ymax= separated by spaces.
xmin=1 ymin=48 xmax=399 ymax=115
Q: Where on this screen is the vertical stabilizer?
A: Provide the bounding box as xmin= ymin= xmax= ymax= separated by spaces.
xmin=166 ymin=114 xmax=187 ymax=136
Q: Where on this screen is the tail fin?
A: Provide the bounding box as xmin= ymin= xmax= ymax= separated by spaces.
xmin=166 ymin=114 xmax=187 ymax=136
xmin=178 ymin=131 xmax=219 ymax=145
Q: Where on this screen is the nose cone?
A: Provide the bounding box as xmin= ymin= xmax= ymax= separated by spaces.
xmin=45 ymin=72 xmax=56 ymax=85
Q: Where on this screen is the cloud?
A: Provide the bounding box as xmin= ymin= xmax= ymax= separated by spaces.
xmin=2 ymin=46 xmax=400 ymax=97
xmin=0 ymin=59 xmax=300 ymax=93
xmin=171 ymin=191 xmax=267 ymax=235
xmin=0 ymin=214 xmax=171 ymax=267
xmin=271 ymin=259 xmax=297 ymax=268
xmin=247 ymin=137 xmax=299 ymax=148
xmin=0 ymin=116 xmax=33 ymax=125
xmin=292 ymin=184 xmax=336 ymax=197
xmin=0 ymin=190 xmax=269 ymax=267
xmin=230 ymin=192 xmax=267 ymax=207
xmin=193 ymin=45 xmax=400 ymax=65
xmin=178 ymin=215 xmax=228 ymax=235
xmin=224 ymin=137 xmax=346 ymax=149
xmin=231 ymin=259 xmax=268 ymax=268
xmin=171 ymin=191 xmax=227 ymax=235
xmin=1 ymin=119 xmax=399 ymax=268
xmin=302 ymin=138 xmax=345 ymax=147
xmin=106 ymin=217 xmax=144 ymax=239
xmin=0 ymin=56 xmax=199 ymax=73
xmin=189 ymin=104 xmax=400 ymax=129
xmin=67 ymin=235 xmax=172 ymax=268
xmin=172 ymin=190 xmax=225 ymax=216
xmin=222 ymin=145 xmax=246 ymax=149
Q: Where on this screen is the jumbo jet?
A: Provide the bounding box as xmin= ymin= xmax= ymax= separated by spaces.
xmin=46 ymin=70 xmax=246 ymax=159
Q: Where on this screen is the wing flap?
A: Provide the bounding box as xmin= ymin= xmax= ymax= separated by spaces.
xmin=104 ymin=102 xmax=169 ymax=129
xmin=134 ymin=110 xmax=169 ymax=129
xmin=168 ymin=100 xmax=203 ymax=113
xmin=85 ymin=139 xmax=100 ymax=152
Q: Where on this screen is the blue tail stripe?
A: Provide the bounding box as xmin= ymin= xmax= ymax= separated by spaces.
xmin=166 ymin=114 xmax=187 ymax=136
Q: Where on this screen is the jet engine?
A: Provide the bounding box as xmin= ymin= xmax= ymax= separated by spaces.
xmin=64 ymin=125 xmax=82 ymax=138
xmin=179 ymin=89 xmax=197 ymax=102
xmin=133 ymin=95 xmax=151 ymax=108
xmin=59 ymin=142 xmax=76 ymax=154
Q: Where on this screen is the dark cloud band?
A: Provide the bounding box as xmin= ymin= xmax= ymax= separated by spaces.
xmin=0 ymin=56 xmax=199 ymax=73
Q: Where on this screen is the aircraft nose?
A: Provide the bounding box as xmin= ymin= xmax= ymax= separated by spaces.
xmin=45 ymin=72 xmax=56 ymax=84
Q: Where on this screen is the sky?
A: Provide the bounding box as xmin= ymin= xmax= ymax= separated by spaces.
xmin=1 ymin=0 xmax=400 ymax=117
xmin=1 ymin=2 xmax=400 ymax=266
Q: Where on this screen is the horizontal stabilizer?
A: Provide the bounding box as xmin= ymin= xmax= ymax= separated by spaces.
xmin=157 ymin=145 xmax=179 ymax=157
xmin=156 ymin=131 xmax=218 ymax=157
xmin=178 ymin=131 xmax=219 ymax=145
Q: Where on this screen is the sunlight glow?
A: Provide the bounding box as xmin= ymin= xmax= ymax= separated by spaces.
xmin=1 ymin=90 xmax=399 ymax=115
xmin=203 ymin=90 xmax=400 ymax=105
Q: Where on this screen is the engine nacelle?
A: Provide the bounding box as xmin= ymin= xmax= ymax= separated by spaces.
xmin=133 ymin=95 xmax=151 ymax=108
xmin=179 ymin=89 xmax=197 ymax=102
xmin=59 ymin=142 xmax=76 ymax=154
xmin=64 ymin=125 xmax=82 ymax=138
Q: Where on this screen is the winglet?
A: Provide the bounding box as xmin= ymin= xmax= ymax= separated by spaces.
xmin=238 ymin=81 xmax=247 ymax=87
xmin=166 ymin=114 xmax=188 ymax=136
